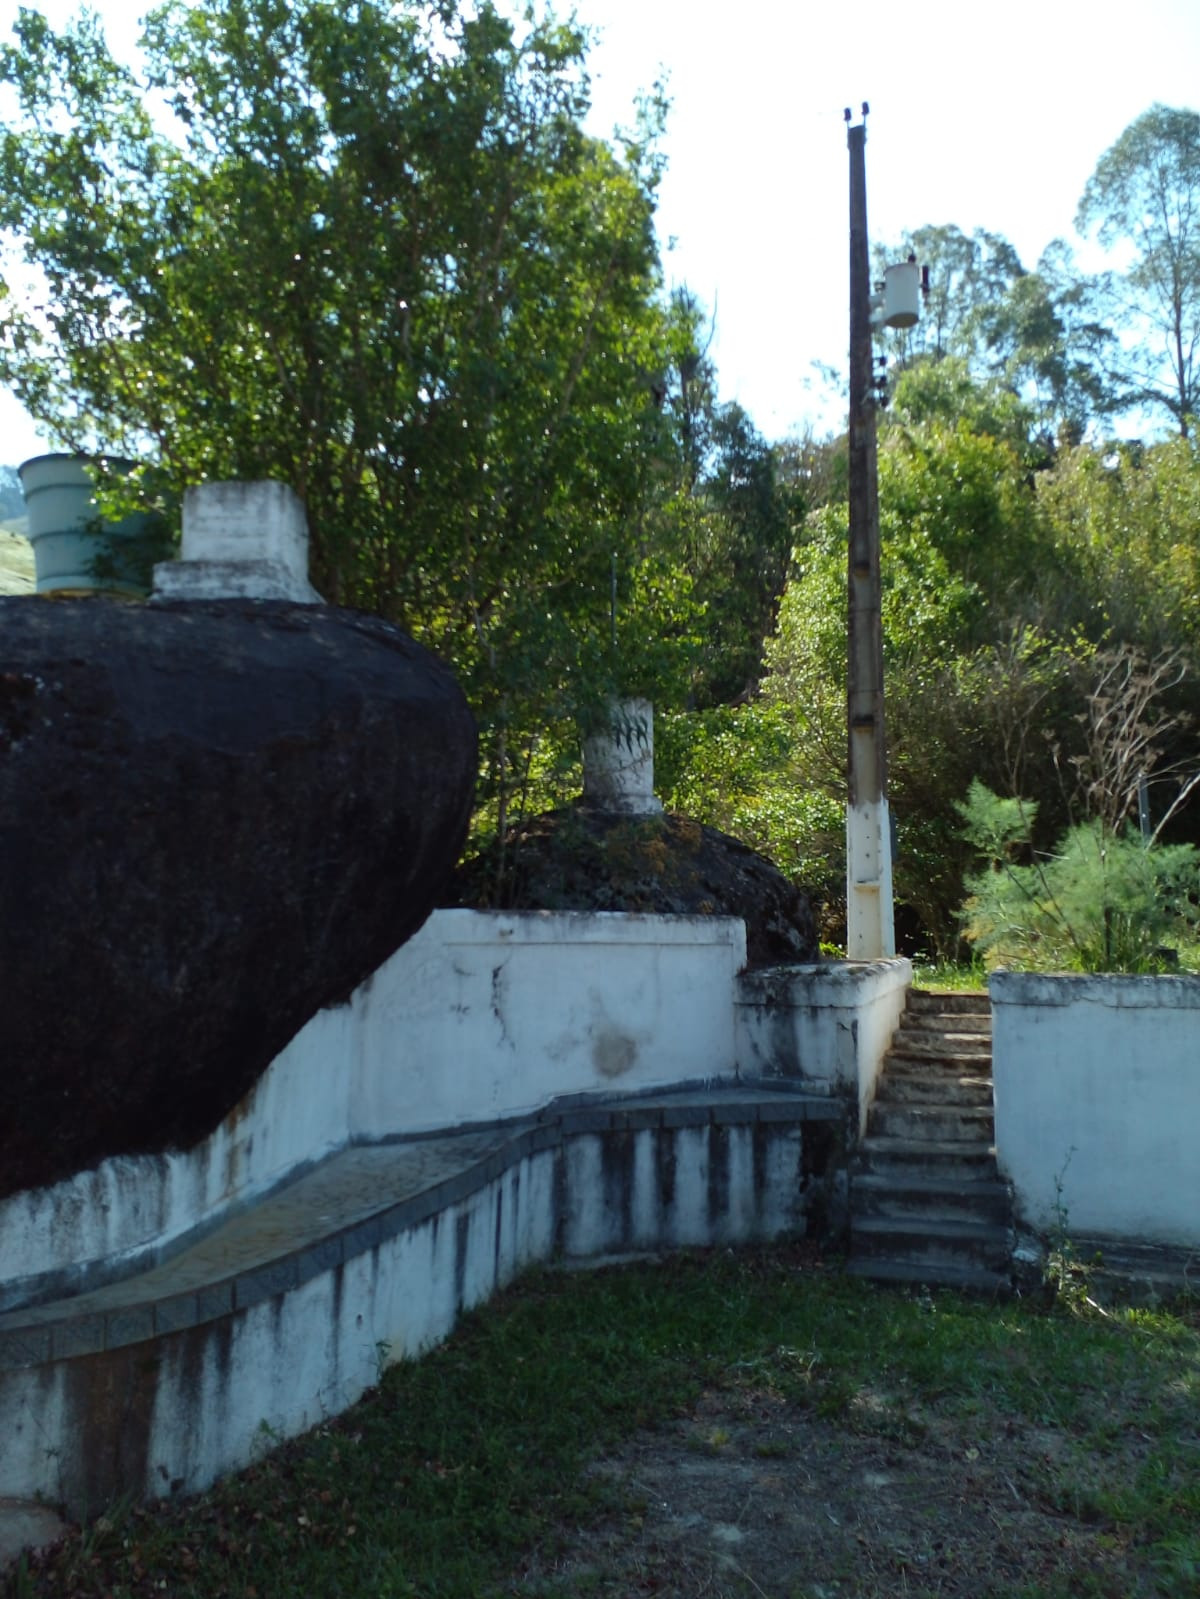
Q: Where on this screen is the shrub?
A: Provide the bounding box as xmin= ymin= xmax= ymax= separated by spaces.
xmin=957 ymin=779 xmax=1200 ymax=972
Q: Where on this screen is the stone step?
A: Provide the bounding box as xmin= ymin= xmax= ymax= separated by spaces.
xmin=900 ymin=1010 xmax=992 ymax=1037
xmin=867 ymin=1101 xmax=994 ymax=1142
xmin=889 ymin=1029 xmax=992 ymax=1060
xmin=845 ymin=1255 xmax=1012 ymax=1295
xmin=849 ymin=1215 xmax=1013 ymax=1274
xmin=885 ymin=1053 xmax=993 ymax=1083
xmin=878 ymin=1070 xmax=993 ymax=1108
xmin=885 ymin=1049 xmax=992 ymax=1076
xmin=856 ymin=1135 xmax=1001 ymax=1183
xmin=906 ymin=988 xmax=990 ymax=1017
xmin=851 ymin=1171 xmax=1012 ymax=1228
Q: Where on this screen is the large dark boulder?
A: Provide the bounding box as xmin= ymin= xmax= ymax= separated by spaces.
xmin=0 ymin=598 xmax=476 ymax=1199
xmin=446 ymin=807 xmax=819 ymax=968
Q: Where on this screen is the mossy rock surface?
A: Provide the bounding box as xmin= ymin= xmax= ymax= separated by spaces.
xmin=446 ymin=807 xmax=819 ymax=968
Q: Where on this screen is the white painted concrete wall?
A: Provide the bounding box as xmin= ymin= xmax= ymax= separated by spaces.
xmin=735 ymin=959 xmax=912 ymax=1130
xmin=0 ymin=1119 xmax=817 ymax=1512
xmin=0 ymin=1151 xmax=561 ymax=1510
xmin=1 ymin=912 xmax=746 ymax=1306
xmin=559 ymin=1124 xmax=809 ymax=1258
xmin=0 ymin=1001 xmax=357 ymax=1313
xmin=346 ymin=910 xmax=745 ymax=1137
xmin=992 ymin=972 xmax=1200 ymax=1246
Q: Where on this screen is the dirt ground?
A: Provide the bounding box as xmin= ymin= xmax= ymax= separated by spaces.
xmin=513 ymin=1383 xmax=1152 ymax=1598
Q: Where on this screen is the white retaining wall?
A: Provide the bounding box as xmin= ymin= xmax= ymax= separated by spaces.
xmin=1 ymin=1113 xmax=821 ymax=1514
xmin=348 ymin=909 xmax=746 ymax=1137
xmin=735 ymin=959 xmax=912 ymax=1130
xmin=1 ymin=1150 xmax=561 ymax=1511
xmin=1 ymin=911 xmax=747 ymax=1307
xmin=991 ymin=972 xmax=1200 ymax=1246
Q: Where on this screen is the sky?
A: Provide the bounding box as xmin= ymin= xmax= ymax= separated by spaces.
xmin=1 ymin=0 xmax=1199 ymax=463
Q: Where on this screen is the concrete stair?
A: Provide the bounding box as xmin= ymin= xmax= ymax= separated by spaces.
xmin=847 ymin=988 xmax=1013 ymax=1293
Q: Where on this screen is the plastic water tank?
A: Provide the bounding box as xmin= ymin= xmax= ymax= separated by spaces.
xmin=18 ymin=453 xmax=149 ymax=596
xmin=883 ymin=261 xmax=920 ymax=329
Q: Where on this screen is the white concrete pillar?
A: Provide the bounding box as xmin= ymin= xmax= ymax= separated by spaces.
xmin=581 ymin=698 xmax=662 ymax=815
xmin=845 ymin=794 xmax=895 ymax=960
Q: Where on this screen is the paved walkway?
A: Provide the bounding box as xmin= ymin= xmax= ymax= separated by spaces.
xmin=0 ymin=1085 xmax=841 ymax=1371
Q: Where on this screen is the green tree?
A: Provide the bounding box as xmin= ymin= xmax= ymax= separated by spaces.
xmin=0 ymin=0 xmax=693 ymax=827
xmin=876 ymin=418 xmax=1053 ymax=631
xmin=651 ymin=288 xmax=801 ymax=708
xmin=1036 ymin=434 xmax=1200 ymax=656
xmin=887 ymin=354 xmax=1032 ymax=446
xmin=970 ymin=241 xmax=1118 ymax=448
xmin=876 ymin=228 xmax=1116 ymax=450
xmin=686 ymin=401 xmax=798 ymax=705
xmin=660 ymin=286 xmax=717 ymax=493
xmin=1076 ymin=104 xmax=1200 ymax=436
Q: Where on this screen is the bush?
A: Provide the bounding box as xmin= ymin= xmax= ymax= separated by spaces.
xmin=957 ymin=779 xmax=1200 ymax=972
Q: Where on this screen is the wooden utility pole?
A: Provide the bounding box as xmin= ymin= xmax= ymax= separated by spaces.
xmin=845 ymin=106 xmax=895 ymax=960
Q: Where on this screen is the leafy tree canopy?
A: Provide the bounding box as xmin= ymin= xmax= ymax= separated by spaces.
xmin=0 ymin=0 xmax=700 ymax=821
xmin=873 ymin=224 xmax=1118 ymax=452
xmin=1077 ymin=103 xmax=1200 ymax=436
xmin=873 ymin=224 xmax=1023 ymax=367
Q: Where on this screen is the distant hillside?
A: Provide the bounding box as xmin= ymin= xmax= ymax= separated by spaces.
xmin=0 ymin=521 xmax=33 ymax=594
xmin=0 ymin=464 xmax=24 ymax=522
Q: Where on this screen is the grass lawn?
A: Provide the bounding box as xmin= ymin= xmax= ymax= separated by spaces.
xmin=911 ymin=960 xmax=989 ymax=992
xmin=6 ymin=1245 xmax=1198 ymax=1598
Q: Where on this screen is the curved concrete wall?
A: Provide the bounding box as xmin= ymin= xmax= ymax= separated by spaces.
xmin=1 ymin=912 xmax=747 ymax=1311
xmin=0 ymin=908 xmax=894 ymax=1524
xmin=0 ymin=1099 xmax=835 ymax=1515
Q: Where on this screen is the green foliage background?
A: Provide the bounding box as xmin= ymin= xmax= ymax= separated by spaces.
xmin=2 ymin=6 xmax=1200 ymax=960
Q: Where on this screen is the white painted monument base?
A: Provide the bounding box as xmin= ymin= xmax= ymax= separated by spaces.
xmin=153 ymin=481 xmax=322 ymax=603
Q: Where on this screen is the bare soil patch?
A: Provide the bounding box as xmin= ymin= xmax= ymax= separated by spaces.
xmin=515 ymin=1384 xmax=1150 ymax=1598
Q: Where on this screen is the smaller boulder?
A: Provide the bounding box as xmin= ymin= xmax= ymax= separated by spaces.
xmin=445 ymin=807 xmax=819 ymax=967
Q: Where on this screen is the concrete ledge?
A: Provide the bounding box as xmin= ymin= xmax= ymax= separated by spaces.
xmin=991 ymin=970 xmax=1200 ymax=1010
xmin=0 ymin=1087 xmax=841 ymax=1523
